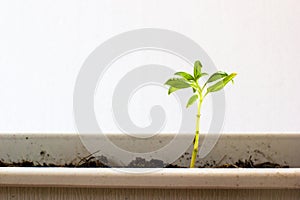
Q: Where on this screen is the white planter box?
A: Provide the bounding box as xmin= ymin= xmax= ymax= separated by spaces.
xmin=0 ymin=133 xmax=299 ymax=199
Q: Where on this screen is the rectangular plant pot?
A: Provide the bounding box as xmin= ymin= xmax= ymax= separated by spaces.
xmin=0 ymin=133 xmax=299 ymax=199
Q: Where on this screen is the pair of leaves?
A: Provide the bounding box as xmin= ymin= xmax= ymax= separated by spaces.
xmin=194 ymin=61 xmax=208 ymax=80
xmin=194 ymin=61 xmax=202 ymax=80
xmin=165 ymin=78 xmax=190 ymax=89
xmin=165 ymin=76 xmax=198 ymax=107
xmin=165 ymin=78 xmax=190 ymax=95
xmin=165 ymin=60 xmax=237 ymax=108
xmin=165 ymin=78 xmax=198 ymax=108
xmin=206 ymin=71 xmax=228 ymax=83
xmin=166 ymin=60 xmax=207 ymax=94
xmin=174 ymin=61 xmax=207 ymax=82
xmin=206 ymin=73 xmax=237 ymax=93
xmin=174 ymin=72 xmax=194 ymax=81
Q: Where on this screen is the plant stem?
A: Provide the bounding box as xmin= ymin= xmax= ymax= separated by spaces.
xmin=190 ymin=98 xmax=202 ymax=168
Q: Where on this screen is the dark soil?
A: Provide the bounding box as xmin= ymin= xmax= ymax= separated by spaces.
xmin=0 ymin=156 xmax=288 ymax=168
xmin=0 ymin=159 xmax=109 ymax=168
xmin=166 ymin=162 xmax=288 ymax=168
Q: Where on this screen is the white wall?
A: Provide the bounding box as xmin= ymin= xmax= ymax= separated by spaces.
xmin=0 ymin=0 xmax=300 ymax=133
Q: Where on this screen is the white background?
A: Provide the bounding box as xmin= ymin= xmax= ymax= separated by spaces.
xmin=0 ymin=0 xmax=299 ymax=133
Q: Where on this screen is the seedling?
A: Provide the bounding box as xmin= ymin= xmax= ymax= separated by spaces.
xmin=165 ymin=60 xmax=237 ymax=168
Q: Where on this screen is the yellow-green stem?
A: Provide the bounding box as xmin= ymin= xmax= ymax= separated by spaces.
xmin=190 ymin=99 xmax=202 ymax=168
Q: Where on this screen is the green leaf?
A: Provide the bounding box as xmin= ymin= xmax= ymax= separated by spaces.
xmin=168 ymin=87 xmax=180 ymax=95
xmin=194 ymin=60 xmax=202 ymax=79
xmin=207 ymin=73 xmax=237 ymax=93
xmin=186 ymin=94 xmax=198 ymax=108
xmin=206 ymin=71 xmax=228 ymax=83
xmin=165 ymin=78 xmax=191 ymax=89
xmin=175 ymin=72 xmax=194 ymax=81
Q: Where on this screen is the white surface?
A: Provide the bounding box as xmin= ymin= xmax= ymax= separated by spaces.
xmin=0 ymin=0 xmax=300 ymax=133
xmin=0 ymin=168 xmax=299 ymax=189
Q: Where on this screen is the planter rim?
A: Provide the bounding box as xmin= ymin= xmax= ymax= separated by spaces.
xmin=2 ymin=132 xmax=300 ymax=135
xmin=0 ymin=167 xmax=299 ymax=189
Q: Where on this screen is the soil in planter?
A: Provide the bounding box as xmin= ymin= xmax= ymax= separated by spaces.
xmin=0 ymin=155 xmax=289 ymax=168
xmin=0 ymin=153 xmax=110 ymax=168
xmin=166 ymin=157 xmax=289 ymax=168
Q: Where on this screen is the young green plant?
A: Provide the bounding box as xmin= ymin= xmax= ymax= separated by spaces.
xmin=165 ymin=60 xmax=237 ymax=168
